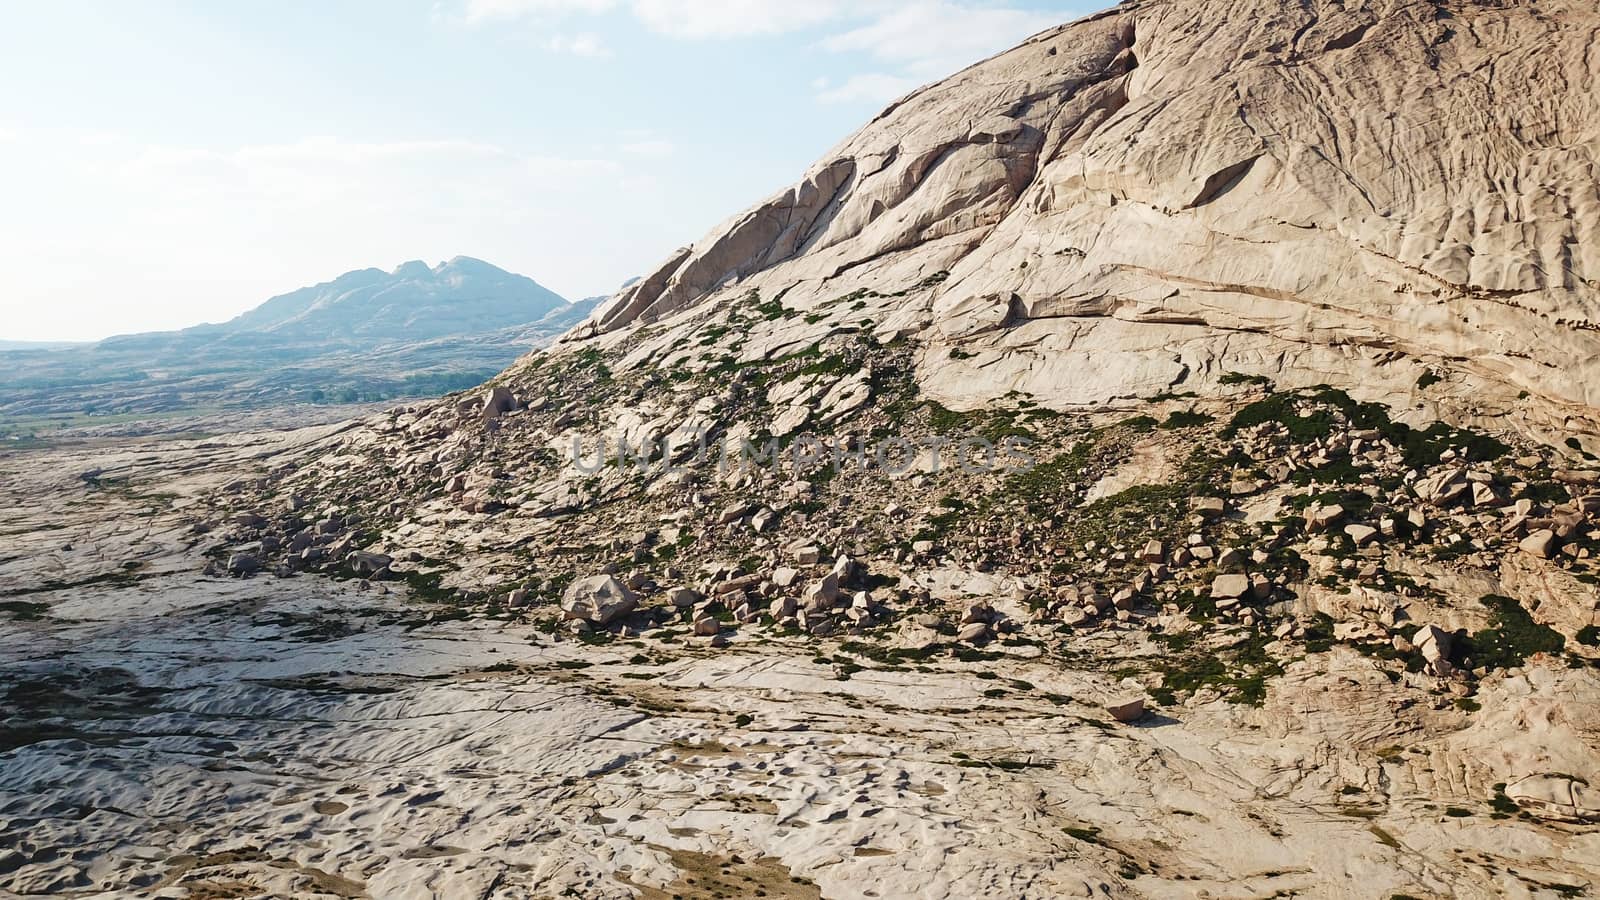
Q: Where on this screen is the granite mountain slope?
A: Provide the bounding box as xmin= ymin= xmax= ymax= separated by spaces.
xmin=26 ymin=1 xmax=1600 ymax=896
xmin=577 ymin=0 xmax=1600 ymax=448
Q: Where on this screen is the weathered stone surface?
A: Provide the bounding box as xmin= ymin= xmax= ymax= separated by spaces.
xmin=1211 ymin=574 xmax=1251 ymax=601
xmin=573 ymin=0 xmax=1600 ymax=443
xmin=8 ymin=428 xmax=1600 ymax=898
xmin=346 ymin=551 xmax=392 ymax=576
xmin=1521 ymin=529 xmax=1559 ymax=560
xmin=1105 ymin=696 xmax=1146 ymax=723
xmin=560 ymin=575 xmax=639 ymax=625
xmin=1344 ymin=524 xmax=1379 ymax=547
xmin=1505 ymin=775 xmax=1600 ymax=823
xmin=482 ymin=386 xmax=517 ymax=424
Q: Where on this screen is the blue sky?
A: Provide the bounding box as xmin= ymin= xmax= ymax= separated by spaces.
xmin=0 ymin=0 xmax=1103 ymax=341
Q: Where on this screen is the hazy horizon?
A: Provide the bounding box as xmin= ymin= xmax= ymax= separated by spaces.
xmin=0 ymin=0 xmax=1098 ymax=343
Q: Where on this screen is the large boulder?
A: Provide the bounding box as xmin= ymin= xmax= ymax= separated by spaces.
xmin=1105 ymin=696 xmax=1146 ymax=723
xmin=482 ymin=386 xmax=517 ymax=424
xmin=560 ymin=575 xmax=639 ymax=625
xmin=1520 ymin=529 xmax=1559 ymax=559
xmin=346 ymin=551 xmax=392 ymax=577
xmin=803 ymin=573 xmax=842 ymax=614
xmin=1211 ymin=574 xmax=1251 ymax=601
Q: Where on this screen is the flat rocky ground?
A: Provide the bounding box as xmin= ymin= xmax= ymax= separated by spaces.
xmin=2 ymin=429 xmax=1598 ymax=899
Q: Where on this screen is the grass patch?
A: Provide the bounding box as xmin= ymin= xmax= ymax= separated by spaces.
xmin=0 ymin=600 xmax=48 ymax=620
xmin=1161 ymin=409 xmax=1214 ymax=429
xmin=1458 ymin=594 xmax=1565 ymax=670
xmin=1227 ymin=386 xmax=1509 ymax=469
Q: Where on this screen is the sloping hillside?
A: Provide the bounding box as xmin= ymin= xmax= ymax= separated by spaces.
xmin=577 ymin=0 xmax=1600 ymax=448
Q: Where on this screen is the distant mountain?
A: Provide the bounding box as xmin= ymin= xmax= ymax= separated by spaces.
xmin=216 ymin=256 xmax=567 ymax=341
xmin=0 ymin=259 xmax=599 ymax=436
xmin=0 ymin=340 xmax=87 ymax=351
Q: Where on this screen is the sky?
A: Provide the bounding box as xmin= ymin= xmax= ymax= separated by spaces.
xmin=0 ymin=0 xmax=1103 ymax=342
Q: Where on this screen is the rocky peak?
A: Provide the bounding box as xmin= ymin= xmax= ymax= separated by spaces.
xmin=572 ymin=0 xmax=1600 ymax=448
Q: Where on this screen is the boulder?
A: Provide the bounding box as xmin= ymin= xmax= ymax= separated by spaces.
xmin=1344 ymin=524 xmax=1379 ymax=546
xmin=718 ymin=502 xmax=754 ymax=525
xmin=667 ymin=587 xmax=702 ymax=608
xmin=560 ymin=575 xmax=639 ymax=625
xmin=1105 ymin=696 xmax=1146 ymax=723
xmin=1415 ymin=468 xmax=1469 ymax=506
xmin=769 ymin=595 xmax=798 ymax=619
xmin=956 ymin=622 xmax=991 ymax=644
xmin=482 ymin=386 xmax=517 ymax=423
xmin=346 ymin=551 xmax=392 ymax=576
xmin=803 ymin=574 xmax=842 ymax=614
xmin=1520 ymin=529 xmax=1559 ymax=559
xmin=1305 ymin=503 xmax=1346 ymax=532
xmin=770 ymin=566 xmax=801 ymax=588
xmin=1216 ymin=547 xmax=1247 ymax=573
xmin=1412 ymin=624 xmax=1452 ymax=663
xmin=1210 ymin=574 xmax=1251 ymax=601
xmin=1471 ymin=482 xmax=1505 ymax=508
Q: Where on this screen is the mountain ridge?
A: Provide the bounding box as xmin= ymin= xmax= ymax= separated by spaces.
xmin=568 ymin=0 xmax=1600 ymax=450
xmin=0 ymin=259 xmax=597 ymax=432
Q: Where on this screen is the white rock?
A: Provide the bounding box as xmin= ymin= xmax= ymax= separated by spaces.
xmin=1520 ymin=529 xmax=1558 ymax=559
xmin=1105 ymin=696 xmax=1146 ymax=723
xmin=561 ymin=575 xmax=639 ymax=625
xmin=1210 ymin=574 xmax=1251 ymax=601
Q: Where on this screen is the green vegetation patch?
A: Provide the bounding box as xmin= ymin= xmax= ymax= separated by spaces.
xmin=1457 ymin=594 xmax=1565 ymax=670
xmin=1147 ymin=629 xmax=1283 ymax=707
xmin=1227 ymin=386 xmax=1509 ymax=469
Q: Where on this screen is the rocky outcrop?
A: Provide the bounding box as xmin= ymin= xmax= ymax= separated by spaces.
xmin=561 ymin=575 xmax=639 ymax=625
xmin=572 ymin=0 xmax=1600 ymax=447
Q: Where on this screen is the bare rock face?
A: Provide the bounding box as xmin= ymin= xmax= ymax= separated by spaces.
xmin=574 ymin=0 xmax=1600 ymax=445
xmin=561 ymin=575 xmax=639 ymax=625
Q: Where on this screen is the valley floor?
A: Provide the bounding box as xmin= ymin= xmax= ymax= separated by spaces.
xmin=1 ymin=431 xmax=1598 ymax=899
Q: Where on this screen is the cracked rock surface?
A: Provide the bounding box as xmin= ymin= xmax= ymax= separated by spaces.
xmin=4 ymin=404 xmax=1600 ymax=899
xmin=578 ymin=0 xmax=1600 ymax=448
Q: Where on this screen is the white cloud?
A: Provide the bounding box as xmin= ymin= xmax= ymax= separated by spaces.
xmin=815 ymin=72 xmax=919 ymax=105
xmin=232 ymin=137 xmax=512 ymax=166
xmin=545 ymin=31 xmax=611 ymax=56
xmin=812 ymin=2 xmax=1069 ymax=105
xmin=628 ymin=0 xmax=850 ymax=38
xmin=462 ymin=0 xmax=616 ymax=24
xmin=822 ymin=2 xmax=1065 ymax=77
xmin=620 ymin=138 xmax=674 ymax=157
xmin=456 ymin=0 xmax=871 ymax=37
